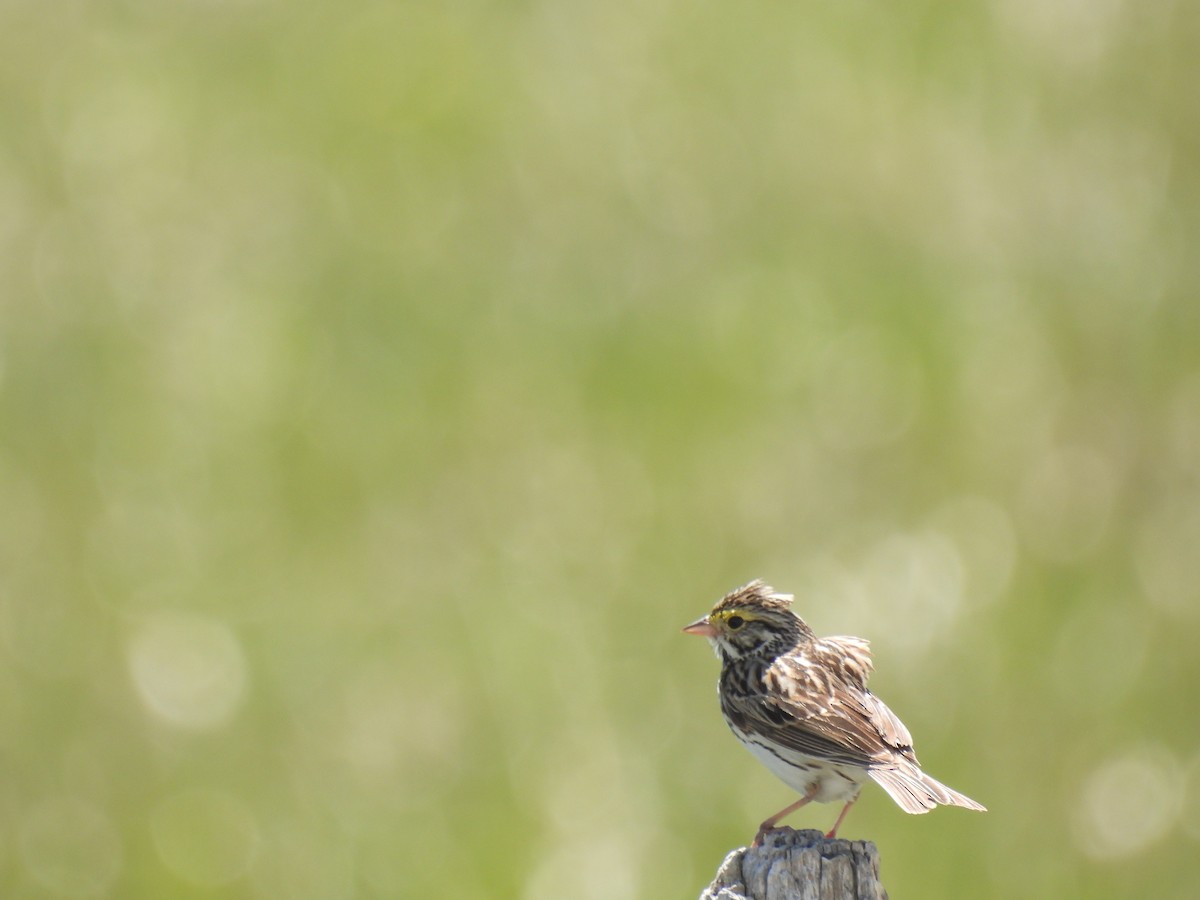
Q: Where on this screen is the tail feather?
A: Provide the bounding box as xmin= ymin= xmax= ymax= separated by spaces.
xmin=869 ymin=764 xmax=987 ymax=815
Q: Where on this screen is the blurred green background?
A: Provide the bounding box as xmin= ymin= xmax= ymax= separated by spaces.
xmin=2 ymin=0 xmax=1199 ymax=897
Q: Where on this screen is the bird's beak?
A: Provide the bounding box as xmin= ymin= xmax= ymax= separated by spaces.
xmin=682 ymin=617 xmax=717 ymax=637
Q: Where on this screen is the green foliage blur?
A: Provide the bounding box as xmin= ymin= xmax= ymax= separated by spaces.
xmin=2 ymin=0 xmax=1199 ymax=897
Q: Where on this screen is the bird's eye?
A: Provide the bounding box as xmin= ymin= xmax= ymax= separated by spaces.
xmin=727 ymin=615 xmax=744 ymax=629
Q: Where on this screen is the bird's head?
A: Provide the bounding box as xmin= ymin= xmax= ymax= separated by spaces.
xmin=682 ymin=579 xmax=812 ymax=662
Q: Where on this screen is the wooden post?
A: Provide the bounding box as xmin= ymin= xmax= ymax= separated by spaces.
xmin=700 ymin=828 xmax=887 ymax=900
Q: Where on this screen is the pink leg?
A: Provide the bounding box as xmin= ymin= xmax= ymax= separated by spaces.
xmin=754 ymin=784 xmax=819 ymax=846
xmin=824 ymin=796 xmax=858 ymax=839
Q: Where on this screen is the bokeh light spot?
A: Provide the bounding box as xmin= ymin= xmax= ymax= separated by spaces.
xmin=994 ymin=0 xmax=1125 ymax=68
xmin=930 ymin=495 xmax=1017 ymax=608
xmin=1074 ymin=746 xmax=1182 ymax=860
xmin=19 ymin=797 xmax=123 ymax=898
xmin=1017 ymin=445 xmax=1116 ymax=563
xmin=524 ymin=834 xmax=638 ymax=900
xmin=1182 ymin=751 xmax=1200 ymax=843
xmin=340 ymin=663 xmax=463 ymax=782
xmin=1134 ymin=494 xmax=1200 ymax=620
xmin=861 ymin=530 xmax=966 ymax=659
xmin=1166 ymin=371 xmax=1200 ymax=476
xmin=251 ymin=824 xmax=355 ymax=900
xmin=151 ymin=788 xmax=260 ymax=887
xmin=128 ymin=612 xmax=247 ymax=730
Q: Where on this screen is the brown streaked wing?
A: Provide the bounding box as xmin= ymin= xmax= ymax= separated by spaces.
xmin=812 ymin=636 xmax=874 ymax=687
xmin=859 ymin=691 xmax=915 ymax=757
xmin=814 ymin=635 xmax=916 ymax=755
xmin=721 ymin=679 xmax=872 ymax=767
xmin=722 ymin=651 xmax=914 ymax=768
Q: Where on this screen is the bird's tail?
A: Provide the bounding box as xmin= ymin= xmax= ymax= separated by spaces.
xmin=868 ymin=763 xmax=987 ymax=815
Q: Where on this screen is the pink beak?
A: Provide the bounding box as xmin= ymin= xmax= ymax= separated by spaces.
xmin=682 ymin=617 xmax=717 ymax=637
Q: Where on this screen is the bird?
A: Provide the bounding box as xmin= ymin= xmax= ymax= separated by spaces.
xmin=683 ymin=579 xmax=985 ymax=844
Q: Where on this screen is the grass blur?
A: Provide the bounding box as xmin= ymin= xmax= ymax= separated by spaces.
xmin=2 ymin=0 xmax=1199 ymax=897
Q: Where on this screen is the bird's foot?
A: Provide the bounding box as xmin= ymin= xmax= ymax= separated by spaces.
xmin=752 ymin=824 xmax=786 ymax=848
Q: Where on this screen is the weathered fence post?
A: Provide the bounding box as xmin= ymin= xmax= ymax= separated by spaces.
xmin=700 ymin=828 xmax=887 ymax=900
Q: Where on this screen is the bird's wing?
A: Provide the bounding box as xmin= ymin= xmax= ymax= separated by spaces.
xmin=809 ymin=636 xmax=915 ymax=753
xmin=860 ymin=690 xmax=914 ymax=754
xmin=813 ymin=636 xmax=874 ymax=686
xmin=720 ymin=646 xmax=916 ymax=768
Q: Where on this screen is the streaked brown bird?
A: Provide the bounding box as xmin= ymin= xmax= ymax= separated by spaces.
xmin=684 ymin=579 xmax=985 ymax=844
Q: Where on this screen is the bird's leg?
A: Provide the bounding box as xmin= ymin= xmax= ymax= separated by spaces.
xmin=824 ymin=796 xmax=858 ymax=839
xmin=753 ymin=784 xmax=819 ymax=847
